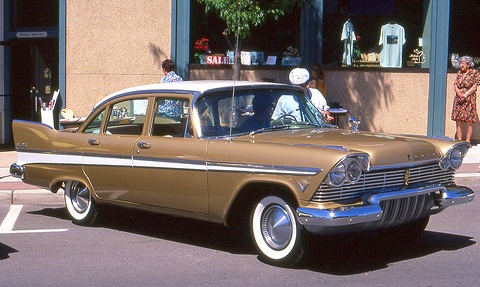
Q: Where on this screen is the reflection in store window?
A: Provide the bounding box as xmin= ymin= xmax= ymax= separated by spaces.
xmin=322 ymin=0 xmax=426 ymax=68
xmin=449 ymin=0 xmax=480 ymax=69
xmin=190 ymin=1 xmax=300 ymax=65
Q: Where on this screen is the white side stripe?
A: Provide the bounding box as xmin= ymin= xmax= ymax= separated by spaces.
xmin=133 ymin=159 xmax=206 ymax=171
xmin=16 ymin=151 xmax=321 ymax=176
xmin=17 ymin=151 xmax=82 ymax=166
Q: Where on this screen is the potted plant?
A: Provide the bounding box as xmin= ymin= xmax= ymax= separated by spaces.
xmin=193 ymin=37 xmax=209 ymax=64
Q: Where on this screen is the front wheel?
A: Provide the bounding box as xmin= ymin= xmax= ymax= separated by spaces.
xmin=250 ymin=196 xmax=305 ymax=267
xmin=64 ymin=180 xmax=98 ymax=226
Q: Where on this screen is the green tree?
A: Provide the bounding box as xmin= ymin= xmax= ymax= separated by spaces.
xmin=197 ymin=0 xmax=300 ymax=80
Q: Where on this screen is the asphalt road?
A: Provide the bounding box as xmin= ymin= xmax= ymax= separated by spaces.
xmin=0 ymin=181 xmax=478 ymax=287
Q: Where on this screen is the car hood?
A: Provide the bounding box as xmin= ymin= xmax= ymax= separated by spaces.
xmin=236 ymin=128 xmax=443 ymax=167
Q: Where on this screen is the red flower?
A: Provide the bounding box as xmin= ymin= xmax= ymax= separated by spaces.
xmin=194 ymin=38 xmax=209 ymax=52
xmin=354 ymin=35 xmax=362 ymax=59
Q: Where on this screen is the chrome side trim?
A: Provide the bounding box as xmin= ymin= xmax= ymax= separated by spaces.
xmin=297 ymin=184 xmax=474 ymax=233
xmin=15 ymin=150 xmax=320 ymax=176
xmin=208 ymin=162 xmax=321 ymax=176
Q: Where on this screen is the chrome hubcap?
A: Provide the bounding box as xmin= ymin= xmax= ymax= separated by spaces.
xmin=261 ymin=204 xmax=292 ymax=250
xmin=70 ymin=182 xmax=90 ymax=213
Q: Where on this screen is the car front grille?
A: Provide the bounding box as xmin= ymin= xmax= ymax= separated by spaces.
xmin=375 ymin=193 xmax=434 ymax=227
xmin=311 ymin=163 xmax=455 ymax=203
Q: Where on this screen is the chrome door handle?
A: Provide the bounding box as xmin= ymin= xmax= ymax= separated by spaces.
xmin=88 ymin=138 xmax=100 ymax=146
xmin=137 ymin=141 xmax=151 ymax=149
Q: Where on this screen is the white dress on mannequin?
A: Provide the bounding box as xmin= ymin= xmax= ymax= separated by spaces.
xmin=341 ymin=20 xmax=356 ymax=66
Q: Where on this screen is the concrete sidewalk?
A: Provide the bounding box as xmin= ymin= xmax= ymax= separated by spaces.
xmin=0 ymin=150 xmax=65 ymax=205
xmin=1 ymin=145 xmax=479 ymax=205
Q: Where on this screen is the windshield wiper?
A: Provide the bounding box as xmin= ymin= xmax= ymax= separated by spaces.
xmin=249 ymin=125 xmax=290 ymax=135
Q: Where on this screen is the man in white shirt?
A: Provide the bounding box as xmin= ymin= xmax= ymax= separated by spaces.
xmin=308 ymin=86 xmax=332 ymax=121
xmin=272 ymin=68 xmax=332 ymax=121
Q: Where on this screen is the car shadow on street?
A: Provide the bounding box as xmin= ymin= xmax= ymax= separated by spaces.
xmin=99 ymin=205 xmax=256 ymax=255
xmin=30 ymin=206 xmax=476 ymax=272
xmin=28 ymin=207 xmax=70 ymax=220
xmin=30 ymin=205 xmax=255 ymax=255
xmin=302 ymin=231 xmax=475 ymax=274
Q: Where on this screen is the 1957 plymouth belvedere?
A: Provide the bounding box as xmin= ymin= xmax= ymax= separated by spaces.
xmin=10 ymin=81 xmax=474 ymax=266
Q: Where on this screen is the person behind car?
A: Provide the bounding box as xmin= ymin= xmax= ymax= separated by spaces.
xmin=159 ymin=59 xmax=184 ymax=118
xmin=272 ymin=68 xmax=333 ymax=121
xmin=160 ymin=59 xmax=183 ymax=83
xmin=242 ymin=95 xmax=275 ymax=131
xmin=308 ymin=63 xmax=327 ymax=99
xmin=451 ymin=55 xmax=478 ymax=146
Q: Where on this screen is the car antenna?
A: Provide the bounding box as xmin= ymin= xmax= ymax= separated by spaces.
xmin=228 ymin=4 xmax=242 ymax=141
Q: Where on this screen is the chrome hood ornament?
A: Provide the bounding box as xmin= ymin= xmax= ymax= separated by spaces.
xmin=349 ymin=116 xmax=361 ymax=132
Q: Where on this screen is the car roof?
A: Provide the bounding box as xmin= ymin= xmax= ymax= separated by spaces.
xmin=95 ymin=80 xmax=294 ymax=109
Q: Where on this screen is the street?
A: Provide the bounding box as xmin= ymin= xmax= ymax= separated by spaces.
xmin=0 ymin=180 xmax=478 ymax=287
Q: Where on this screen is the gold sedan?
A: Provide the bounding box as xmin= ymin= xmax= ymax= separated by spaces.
xmin=10 ymin=81 xmax=474 ymax=267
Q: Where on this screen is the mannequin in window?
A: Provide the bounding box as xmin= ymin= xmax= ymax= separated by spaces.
xmin=341 ymin=19 xmax=356 ymax=66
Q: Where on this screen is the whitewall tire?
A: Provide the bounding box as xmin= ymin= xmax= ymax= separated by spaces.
xmin=251 ymin=195 xmax=304 ymax=266
xmin=64 ymin=180 xmax=98 ymax=225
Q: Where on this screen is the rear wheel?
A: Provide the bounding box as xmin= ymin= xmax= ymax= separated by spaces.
xmin=250 ymin=195 xmax=305 ymax=267
xmin=64 ymin=180 xmax=98 ymax=225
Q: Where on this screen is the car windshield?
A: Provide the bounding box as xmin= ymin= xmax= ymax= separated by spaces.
xmin=195 ymin=88 xmax=332 ymax=138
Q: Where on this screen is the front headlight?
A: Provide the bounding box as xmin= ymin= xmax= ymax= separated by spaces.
xmin=345 ymin=158 xmax=362 ymax=183
xmin=439 ymin=144 xmax=468 ymax=170
xmin=449 ymin=146 xmax=464 ymax=170
xmin=326 ymin=154 xmax=370 ymax=187
xmin=328 ymin=162 xmax=346 ymax=186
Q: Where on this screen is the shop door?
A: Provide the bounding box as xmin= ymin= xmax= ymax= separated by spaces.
xmin=10 ymin=40 xmax=59 ymax=123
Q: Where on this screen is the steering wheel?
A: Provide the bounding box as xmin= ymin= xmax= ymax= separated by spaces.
xmin=272 ymin=114 xmax=297 ymax=126
xmin=277 ymin=114 xmax=297 ymax=122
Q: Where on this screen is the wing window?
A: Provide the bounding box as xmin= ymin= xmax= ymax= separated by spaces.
xmin=83 ymin=110 xmax=105 ymax=134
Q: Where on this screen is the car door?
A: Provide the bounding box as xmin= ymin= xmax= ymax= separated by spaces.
xmin=133 ymin=96 xmax=209 ymax=213
xmin=81 ymin=97 xmax=149 ymax=202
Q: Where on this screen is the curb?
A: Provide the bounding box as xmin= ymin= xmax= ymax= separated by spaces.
xmin=0 ymin=189 xmax=65 ymax=205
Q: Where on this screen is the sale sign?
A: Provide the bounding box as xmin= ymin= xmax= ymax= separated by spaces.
xmin=206 ymin=55 xmax=230 ymax=65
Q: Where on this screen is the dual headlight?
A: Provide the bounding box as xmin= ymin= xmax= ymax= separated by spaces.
xmin=439 ymin=144 xmax=468 ymax=170
xmin=325 ymin=154 xmax=370 ymax=187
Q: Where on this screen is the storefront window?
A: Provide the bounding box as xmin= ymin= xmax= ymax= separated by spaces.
xmin=9 ymin=0 xmax=59 ymax=29
xmin=448 ymin=0 xmax=480 ymax=69
xmin=190 ymin=1 xmax=300 ymax=65
xmin=322 ymin=0 xmax=427 ymax=68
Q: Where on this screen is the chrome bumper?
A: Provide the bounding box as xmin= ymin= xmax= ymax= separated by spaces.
xmin=10 ymin=163 xmax=24 ymax=179
xmin=297 ymin=184 xmax=474 ymax=233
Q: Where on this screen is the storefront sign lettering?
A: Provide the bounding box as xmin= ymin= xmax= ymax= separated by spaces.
xmin=206 ymin=55 xmax=230 ymax=65
xmin=16 ymin=32 xmax=48 ymax=38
